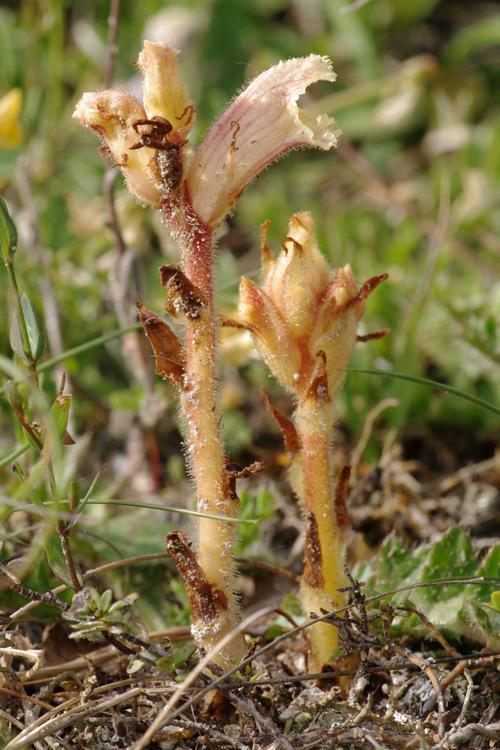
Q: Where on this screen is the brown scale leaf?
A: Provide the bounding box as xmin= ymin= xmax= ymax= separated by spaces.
xmin=356 ymin=327 xmax=391 ymax=342
xmin=304 ymin=350 xmax=330 ymax=404
xmin=340 ymin=272 xmax=389 ymax=315
xmin=160 ymin=264 xmax=206 ymax=320
xmin=136 ymin=299 xmax=185 ymax=387
xmin=302 ymin=511 xmax=324 ymax=589
xmin=220 ymin=315 xmax=249 ymax=330
xmin=260 ymin=389 xmax=300 ymax=455
xmin=223 ymin=459 xmax=265 ymax=502
xmin=166 ymin=531 xmax=228 ymax=624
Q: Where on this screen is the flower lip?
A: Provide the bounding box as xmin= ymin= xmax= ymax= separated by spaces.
xmin=186 ymin=55 xmax=339 ymax=228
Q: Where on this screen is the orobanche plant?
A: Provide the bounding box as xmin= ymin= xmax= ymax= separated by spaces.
xmin=74 ymin=40 xmax=384 ymax=670
xmin=238 ymin=212 xmax=387 ymax=671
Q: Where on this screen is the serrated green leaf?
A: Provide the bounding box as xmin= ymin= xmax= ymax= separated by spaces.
xmin=356 ymin=529 xmax=500 ymax=648
xmin=417 ymin=528 xmax=477 ymax=603
xmin=20 ymin=293 xmax=46 ymax=362
xmin=378 ymin=535 xmax=428 ymax=590
xmin=459 ymin=599 xmax=500 ymax=649
xmin=477 ymin=545 xmax=500 ymax=578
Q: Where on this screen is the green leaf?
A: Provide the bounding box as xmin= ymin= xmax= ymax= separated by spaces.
xmin=356 ymin=529 xmax=500 ymax=648
xmin=444 ymin=15 xmax=500 ymax=64
xmin=459 ymin=599 xmax=500 ymax=649
xmin=417 ymin=528 xmax=477 ymax=603
xmin=156 ymin=641 xmax=193 ymax=672
xmin=20 ymin=293 xmax=46 ymax=362
xmin=490 ymin=591 xmax=500 ymax=612
xmin=67 ymin=480 xmax=81 ymax=513
xmin=67 ymin=469 xmax=104 ymax=530
xmin=0 ymin=441 xmax=29 ymax=468
xmin=85 ymin=498 xmax=258 ymax=525
xmin=37 ymin=324 xmax=141 ymax=374
xmin=9 ymin=307 xmax=30 ymax=363
xmin=238 ymin=488 xmax=275 ymax=553
xmin=347 ymin=368 xmax=500 ymax=417
xmin=51 ymin=393 xmax=72 ymax=439
xmin=377 ymin=535 xmax=429 ymax=600
xmin=127 ymin=658 xmax=145 ymax=675
xmin=0 ymin=195 xmax=17 ymax=259
xmin=100 ymin=589 xmax=113 ymax=613
xmin=45 ymin=533 xmax=73 ymax=588
xmin=475 ymin=545 xmax=500 ymax=601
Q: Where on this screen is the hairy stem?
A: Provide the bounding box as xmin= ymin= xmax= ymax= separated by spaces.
xmin=175 ymin=212 xmax=245 ymax=664
xmin=295 ymin=396 xmax=348 ymax=670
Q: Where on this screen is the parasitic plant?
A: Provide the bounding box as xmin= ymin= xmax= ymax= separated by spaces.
xmin=238 ymin=212 xmax=387 ymax=671
xmin=74 ymin=41 xmax=339 ymax=666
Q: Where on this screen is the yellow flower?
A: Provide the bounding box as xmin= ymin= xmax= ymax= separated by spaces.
xmin=0 ymin=89 xmax=23 ymax=149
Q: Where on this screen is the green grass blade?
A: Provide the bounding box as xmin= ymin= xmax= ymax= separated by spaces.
xmin=45 ymin=498 xmax=258 ymax=525
xmin=347 ymin=368 xmax=499 ymax=416
xmin=37 ymin=324 xmax=142 ymax=373
xmin=0 ymin=442 xmax=29 ymax=468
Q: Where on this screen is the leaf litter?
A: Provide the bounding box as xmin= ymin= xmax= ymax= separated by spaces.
xmin=1 ymin=432 xmax=499 ymax=749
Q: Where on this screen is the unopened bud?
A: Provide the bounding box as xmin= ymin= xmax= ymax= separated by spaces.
xmin=263 ymin=213 xmax=329 ymax=338
xmin=239 ymin=212 xmax=387 ymax=400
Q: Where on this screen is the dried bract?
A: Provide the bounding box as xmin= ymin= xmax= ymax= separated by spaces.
xmin=136 ymin=299 xmax=185 ymax=387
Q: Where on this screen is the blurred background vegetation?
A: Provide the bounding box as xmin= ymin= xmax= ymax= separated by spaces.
xmin=0 ymin=0 xmax=499 ymax=628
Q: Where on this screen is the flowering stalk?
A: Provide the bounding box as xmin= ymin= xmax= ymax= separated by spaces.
xmin=74 ymin=41 xmax=339 ymax=666
xmin=239 ymin=212 xmax=387 ymax=671
xmin=161 ymin=223 xmax=246 ymax=662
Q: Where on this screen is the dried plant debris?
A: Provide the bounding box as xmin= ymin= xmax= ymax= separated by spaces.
xmin=2 ymin=447 xmax=499 ymax=749
xmin=2 ymin=568 xmax=499 ymax=750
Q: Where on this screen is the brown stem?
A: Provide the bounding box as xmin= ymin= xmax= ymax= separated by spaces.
xmin=104 ymin=0 xmax=121 ymax=89
xmin=58 ymin=523 xmax=82 ymax=592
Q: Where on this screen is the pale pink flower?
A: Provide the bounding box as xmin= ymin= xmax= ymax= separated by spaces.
xmin=73 ymin=41 xmax=338 ymax=229
xmin=186 ymin=56 xmax=338 ymax=227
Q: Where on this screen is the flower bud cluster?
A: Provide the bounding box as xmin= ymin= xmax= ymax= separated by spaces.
xmin=239 ymin=212 xmax=386 ymax=402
